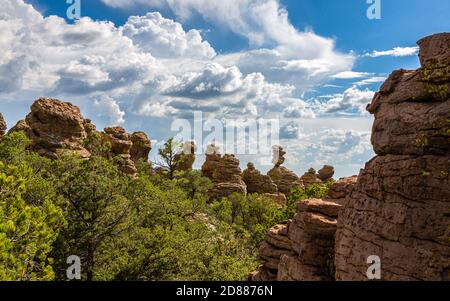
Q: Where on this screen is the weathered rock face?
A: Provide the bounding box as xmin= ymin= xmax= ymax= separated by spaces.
xmin=326 ymin=176 xmax=358 ymax=206
xmin=250 ymin=177 xmax=357 ymax=281
xmin=336 ymin=33 xmax=450 ymax=281
xmin=130 ymin=131 xmax=151 ymax=163
xmin=10 ymin=98 xmax=90 ymax=159
xmin=300 ymin=168 xmax=323 ymax=186
xmin=318 ymin=165 xmax=335 ymax=182
xmin=0 ymin=113 xmax=6 ymax=137
xmin=243 ymin=163 xmax=278 ymax=194
xmin=201 ymin=145 xmax=246 ymax=200
xmin=174 ymin=141 xmax=196 ymax=172
xmin=249 ymin=222 xmax=293 ymax=281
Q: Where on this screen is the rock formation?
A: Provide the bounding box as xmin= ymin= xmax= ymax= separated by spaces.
xmin=300 ymin=168 xmax=323 ymax=186
xmin=201 ymin=145 xmax=247 ymax=200
xmin=10 ymin=98 xmax=90 ymax=159
xmin=249 ymin=221 xmax=294 ymax=281
xmin=243 ymin=163 xmax=278 ymax=194
xmin=102 ymin=127 xmax=137 ymax=175
xmin=250 ymin=177 xmax=357 ymax=281
xmin=318 ymin=165 xmax=335 ymax=182
xmin=335 ymin=33 xmax=450 ymax=281
xmin=174 ymin=141 xmax=196 ymax=172
xmin=9 ymin=98 xmax=151 ymax=176
xmin=267 ymin=146 xmax=303 ymax=196
xmin=0 ymin=113 xmax=6 ymax=137
xmin=130 ymin=131 xmax=152 ymax=163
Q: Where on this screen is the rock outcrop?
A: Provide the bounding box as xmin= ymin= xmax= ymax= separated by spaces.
xmin=300 ymin=168 xmax=323 ymax=186
xmin=243 ymin=163 xmax=278 ymax=194
xmin=201 ymin=145 xmax=247 ymax=200
xmin=130 ymin=131 xmax=152 ymax=163
xmin=174 ymin=141 xmax=196 ymax=172
xmin=9 ymin=98 xmax=151 ymax=176
xmin=335 ymin=33 xmax=450 ymax=281
xmin=267 ymin=146 xmax=303 ymax=196
xmin=10 ymin=98 xmax=90 ymax=159
xmin=249 ymin=222 xmax=294 ymax=281
xmin=0 ymin=113 xmax=6 ymax=137
xmin=102 ymin=127 xmax=137 ymax=175
xmin=318 ymin=165 xmax=335 ymax=182
xmin=251 ymin=177 xmax=357 ymax=281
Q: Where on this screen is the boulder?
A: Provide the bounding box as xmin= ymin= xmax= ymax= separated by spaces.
xmin=130 ymin=131 xmax=151 ymax=163
xmin=268 ymin=166 xmax=303 ymax=196
xmin=300 ymin=168 xmax=323 ymax=186
xmin=243 ymin=162 xmax=278 ymax=194
xmin=318 ymin=165 xmax=335 ymax=182
xmin=9 ymin=98 xmax=90 ymax=159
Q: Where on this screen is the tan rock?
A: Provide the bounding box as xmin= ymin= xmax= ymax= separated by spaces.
xmin=10 ymin=98 xmax=89 ymax=159
xmin=300 ymin=168 xmax=323 ymax=186
xmin=318 ymin=165 xmax=335 ymax=182
xmin=130 ymin=131 xmax=151 ymax=163
xmin=174 ymin=141 xmax=196 ymax=171
xmin=268 ymin=166 xmax=303 ymax=196
xmin=243 ymin=162 xmax=278 ymax=194
xmin=201 ymin=146 xmax=246 ymax=200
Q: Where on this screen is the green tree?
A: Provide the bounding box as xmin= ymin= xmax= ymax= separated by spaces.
xmin=0 ymin=161 xmax=65 ymax=280
xmin=155 ymin=138 xmax=180 ymax=180
xmin=50 ymin=154 xmax=138 ymax=281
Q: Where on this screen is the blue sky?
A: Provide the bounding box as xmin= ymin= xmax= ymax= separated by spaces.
xmin=1 ymin=0 xmax=449 ymax=177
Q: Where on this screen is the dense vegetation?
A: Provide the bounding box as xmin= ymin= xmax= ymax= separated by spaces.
xmin=0 ymin=132 xmax=329 ymax=281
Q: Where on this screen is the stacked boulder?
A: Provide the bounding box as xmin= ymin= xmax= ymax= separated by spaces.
xmin=243 ymin=162 xmax=287 ymax=206
xmin=300 ymin=168 xmax=323 ymax=186
xmin=102 ymin=127 xmax=136 ymax=175
xmin=250 ymin=177 xmax=357 ymax=281
xmin=335 ymin=33 xmax=450 ymax=281
xmin=201 ymin=145 xmax=247 ymax=200
xmin=9 ymin=98 xmax=151 ymax=176
xmin=267 ymin=146 xmax=304 ymax=196
xmin=249 ymin=222 xmax=294 ymax=281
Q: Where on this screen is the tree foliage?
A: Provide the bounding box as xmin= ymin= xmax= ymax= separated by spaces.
xmin=0 ymin=132 xmax=298 ymax=281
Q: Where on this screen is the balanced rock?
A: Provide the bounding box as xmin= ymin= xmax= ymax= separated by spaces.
xmin=336 ymin=33 xmax=450 ymax=281
xmin=267 ymin=146 xmax=303 ymax=196
xmin=318 ymin=165 xmax=335 ymax=182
